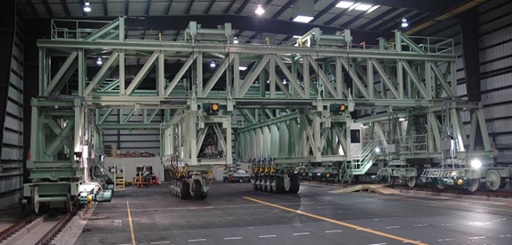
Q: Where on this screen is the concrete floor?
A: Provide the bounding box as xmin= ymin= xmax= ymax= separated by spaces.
xmin=67 ymin=182 xmax=512 ymax=245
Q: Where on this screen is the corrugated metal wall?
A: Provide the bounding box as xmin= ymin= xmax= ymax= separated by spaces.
xmin=1 ymin=10 xmax=24 ymax=209
xmin=101 ymin=109 xmax=162 ymax=155
xmin=420 ymin=0 xmax=512 ymax=163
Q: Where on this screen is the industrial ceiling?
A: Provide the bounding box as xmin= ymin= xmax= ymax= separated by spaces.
xmin=18 ymin=0 xmax=473 ymax=45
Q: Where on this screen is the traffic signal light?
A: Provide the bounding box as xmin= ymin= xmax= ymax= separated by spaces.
xmin=329 ymin=103 xmax=346 ymax=113
xmin=203 ymin=103 xmax=220 ymax=114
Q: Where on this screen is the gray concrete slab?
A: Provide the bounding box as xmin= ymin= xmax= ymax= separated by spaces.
xmin=70 ymin=182 xmax=512 ymax=245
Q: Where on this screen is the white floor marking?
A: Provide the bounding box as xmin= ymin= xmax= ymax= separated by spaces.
xmin=151 ymin=241 xmax=171 ymax=244
xmin=469 ymin=236 xmax=486 ymax=240
xmin=413 ymin=224 xmax=428 ymax=227
xmin=368 ymin=243 xmax=387 ymax=245
xmin=325 ymin=230 xmax=343 ymax=233
xmin=188 ymin=239 xmax=207 ymax=242
xmin=385 ymin=226 xmax=400 ymax=229
xmin=224 ymin=237 xmax=242 ymax=240
xmin=259 ymin=235 xmax=277 ymax=238
xmin=293 ymin=232 xmax=310 ymax=236
xmin=437 ymin=238 xmax=455 ymax=242
xmin=500 ymin=235 xmax=511 ymax=237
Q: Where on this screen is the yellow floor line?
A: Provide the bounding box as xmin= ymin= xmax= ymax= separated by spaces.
xmin=243 ymin=196 xmax=428 ymax=245
xmin=127 ymin=201 xmax=137 ymax=245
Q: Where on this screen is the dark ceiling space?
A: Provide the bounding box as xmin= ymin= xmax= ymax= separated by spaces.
xmin=18 ymin=0 xmax=472 ymax=45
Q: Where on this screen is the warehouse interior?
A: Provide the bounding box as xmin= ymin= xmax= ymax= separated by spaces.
xmin=1 ymin=0 xmax=512 ymax=210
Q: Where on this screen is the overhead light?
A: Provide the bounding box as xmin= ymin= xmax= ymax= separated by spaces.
xmin=293 ymin=35 xmax=302 ymax=39
xmin=96 ymin=57 xmax=102 ymax=65
xmin=293 ymin=15 xmax=314 ymax=23
xmin=283 ymin=79 xmax=287 ymax=84
xmin=233 ymin=37 xmax=239 ymax=44
xmin=355 ymin=3 xmax=372 ymax=11
xmin=255 ymin=4 xmax=265 ymax=15
xmin=367 ymin=5 xmax=380 ymax=13
xmin=293 ymin=0 xmax=314 ymax=23
xmin=239 ymin=66 xmax=247 ymax=71
xmin=401 ymin=18 xmax=409 ymax=28
xmin=399 ymin=117 xmax=406 ymax=122
xmin=83 ymin=1 xmax=91 ymax=12
xmin=210 ymin=61 xmax=216 ymax=68
xmin=336 ymin=1 xmax=354 ymax=8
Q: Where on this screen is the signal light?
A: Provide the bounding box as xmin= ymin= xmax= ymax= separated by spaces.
xmin=330 ymin=103 xmax=347 ymax=113
xmin=203 ymin=103 xmax=220 ymax=114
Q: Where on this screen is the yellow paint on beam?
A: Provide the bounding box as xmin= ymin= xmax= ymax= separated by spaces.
xmin=243 ymin=196 xmax=428 ymax=245
xmin=127 ymin=201 xmax=137 ymax=245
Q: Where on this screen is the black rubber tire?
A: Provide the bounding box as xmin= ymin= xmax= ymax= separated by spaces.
xmin=193 ymin=179 xmax=202 ymax=199
xmin=200 ymin=192 xmax=208 ymax=200
xmin=180 ymin=180 xmax=190 ymax=200
xmin=274 ymin=176 xmax=284 ymax=193
xmin=269 ymin=176 xmax=275 ymax=193
xmin=263 ymin=176 xmax=269 ymax=192
xmin=253 ymin=176 xmax=259 ymax=190
xmin=289 ymin=176 xmax=300 ymax=194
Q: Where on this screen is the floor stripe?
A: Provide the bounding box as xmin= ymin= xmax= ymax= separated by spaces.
xmin=259 ymin=235 xmax=277 ymax=238
xmin=325 ymin=230 xmax=343 ymax=233
xmin=150 ymin=242 xmax=170 ymax=244
xmin=127 ymin=201 xmax=136 ymax=245
xmin=224 ymin=237 xmax=243 ymax=240
xmin=243 ymin=197 xmax=427 ymax=245
xmin=188 ymin=239 xmax=207 ymax=242
xmin=293 ymin=232 xmax=310 ymax=236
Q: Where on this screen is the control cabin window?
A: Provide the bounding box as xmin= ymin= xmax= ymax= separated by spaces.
xmin=351 ymin=129 xmax=361 ymax=143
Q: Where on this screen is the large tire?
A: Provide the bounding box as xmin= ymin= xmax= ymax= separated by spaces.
xmin=263 ymin=176 xmax=269 ymax=192
xmin=289 ymin=176 xmax=300 ymax=194
xmin=180 ymin=180 xmax=190 ymax=200
xmin=269 ymin=176 xmax=275 ymax=193
xmin=274 ymin=176 xmax=284 ymax=193
xmin=193 ymin=179 xmax=202 ymax=199
xmin=252 ymin=175 xmax=258 ymax=190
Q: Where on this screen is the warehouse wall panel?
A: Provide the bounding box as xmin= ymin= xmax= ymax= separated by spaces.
xmin=1 ymin=6 xmax=23 ymax=209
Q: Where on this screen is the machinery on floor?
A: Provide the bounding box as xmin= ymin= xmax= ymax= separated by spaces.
xmin=165 ymin=158 xmax=211 ymax=199
xmin=34 ymin=17 xmax=510 ymax=204
xmin=21 ymin=98 xmax=113 ymax=214
xmin=250 ymin=157 xmax=300 ymax=193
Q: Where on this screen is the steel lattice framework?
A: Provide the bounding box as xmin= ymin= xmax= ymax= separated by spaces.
xmin=35 ymin=17 xmax=497 ymax=180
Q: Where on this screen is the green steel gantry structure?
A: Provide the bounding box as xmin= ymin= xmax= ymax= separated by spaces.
xmin=33 ymin=17 xmax=509 ymax=193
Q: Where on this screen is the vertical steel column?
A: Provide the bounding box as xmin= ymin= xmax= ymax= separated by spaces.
xmin=233 ymin=54 xmax=240 ymax=97
xmin=78 ymin=49 xmax=85 ymax=96
xmin=196 ymin=52 xmax=203 ymax=97
xmin=157 ymin=51 xmax=165 ymax=96
xmin=119 ymin=50 xmax=125 ymax=95
xmin=304 ymin=56 xmax=310 ymax=98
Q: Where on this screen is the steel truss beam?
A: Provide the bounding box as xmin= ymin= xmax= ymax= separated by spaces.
xmin=39 ymin=18 xmax=489 ymax=167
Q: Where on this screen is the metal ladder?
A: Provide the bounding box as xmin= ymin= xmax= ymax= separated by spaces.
xmin=114 ymin=162 xmax=126 ymax=191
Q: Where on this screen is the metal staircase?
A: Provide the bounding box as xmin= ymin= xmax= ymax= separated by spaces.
xmin=347 ymin=142 xmax=377 ymax=175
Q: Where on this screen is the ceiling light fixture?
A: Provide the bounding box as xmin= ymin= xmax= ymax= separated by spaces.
xmin=83 ymin=1 xmax=91 ymax=12
xmin=210 ymin=61 xmax=216 ymax=68
xmin=239 ymin=66 xmax=247 ymax=71
xmin=255 ymin=4 xmax=265 ymax=15
xmin=367 ymin=5 xmax=380 ymax=13
xmin=233 ymin=37 xmax=239 ymax=44
xmin=293 ymin=15 xmax=314 ymax=23
xmin=96 ymin=57 xmax=102 ymax=65
xmin=401 ymin=18 xmax=409 ymax=28
xmin=355 ymin=3 xmax=372 ymax=11
xmin=336 ymin=1 xmax=354 ymax=8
